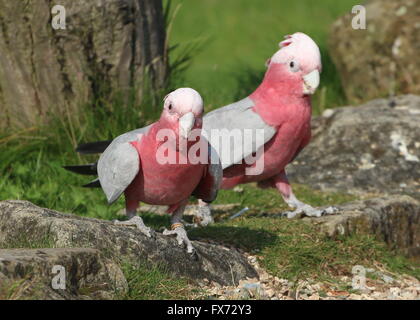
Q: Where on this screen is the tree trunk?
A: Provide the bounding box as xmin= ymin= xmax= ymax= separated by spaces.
xmin=0 ymin=0 xmax=168 ymax=130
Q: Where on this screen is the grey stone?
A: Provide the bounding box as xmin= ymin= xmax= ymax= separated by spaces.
xmin=288 ymin=95 xmax=420 ymax=199
xmin=0 ymin=200 xmax=257 ymax=286
xmin=0 ymin=248 xmax=127 ymax=300
xmin=328 ymin=0 xmax=420 ymax=103
xmin=242 ymin=282 xmax=262 ymax=297
xmin=382 ymin=274 xmax=395 ymax=284
xmin=305 ymin=195 xmax=420 ymax=257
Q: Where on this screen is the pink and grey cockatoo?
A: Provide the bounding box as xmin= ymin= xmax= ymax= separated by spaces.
xmin=65 ymin=32 xmax=334 ymax=225
xmin=76 ymin=88 xmax=222 ymax=253
xmin=194 ymin=32 xmax=336 ymax=221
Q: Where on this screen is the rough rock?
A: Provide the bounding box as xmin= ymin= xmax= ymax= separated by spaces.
xmin=0 ymin=200 xmax=257 ymax=286
xmin=328 ymin=0 xmax=420 ymax=103
xmin=0 ymin=0 xmax=167 ymax=130
xmin=0 ymin=248 xmax=127 ymax=300
xmin=288 ymin=95 xmax=420 ymax=199
xmin=306 ymin=195 xmax=420 ymax=257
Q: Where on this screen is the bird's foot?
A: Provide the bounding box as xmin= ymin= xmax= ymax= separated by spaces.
xmin=114 ymin=216 xmax=155 ymax=238
xmin=192 ymin=204 xmax=214 ymax=227
xmin=163 ymin=223 xmax=195 ymax=255
xmin=282 ymin=205 xmax=338 ymax=219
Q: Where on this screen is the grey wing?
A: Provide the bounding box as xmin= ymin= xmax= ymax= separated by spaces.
xmin=106 ymin=124 xmax=152 ymax=149
xmin=206 ymin=143 xmax=223 ymax=201
xmin=192 ymin=142 xmax=222 ymax=202
xmin=67 ymin=125 xmax=152 ymax=189
xmin=203 ymin=97 xmax=276 ymax=169
xmin=97 ymin=140 xmax=141 ymax=204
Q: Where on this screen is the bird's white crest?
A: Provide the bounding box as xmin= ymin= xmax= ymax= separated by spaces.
xmin=269 ymin=32 xmax=322 ymax=74
xmin=164 ymin=87 xmax=204 ymax=115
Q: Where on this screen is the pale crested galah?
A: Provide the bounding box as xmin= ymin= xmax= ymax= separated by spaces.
xmin=69 ymin=88 xmax=222 ymax=253
xmin=195 ymin=32 xmax=336 ymax=221
xmin=66 ymin=32 xmax=334 ymax=223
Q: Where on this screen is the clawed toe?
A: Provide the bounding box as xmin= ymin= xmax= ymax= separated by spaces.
xmin=148 ymin=229 xmax=157 ymax=240
xmin=282 ymin=209 xmax=303 ymax=219
xmin=114 ymin=216 xmax=155 ymax=238
xmin=324 ymin=206 xmax=338 ymax=215
xmin=189 ymin=248 xmax=198 ymax=261
xmin=282 ymin=205 xmax=338 ymax=219
xmin=163 ymin=224 xmax=195 ymax=254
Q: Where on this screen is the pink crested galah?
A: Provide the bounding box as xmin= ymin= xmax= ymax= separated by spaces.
xmin=95 ymin=88 xmax=221 ymax=253
xmin=195 ymin=32 xmax=336 ymax=222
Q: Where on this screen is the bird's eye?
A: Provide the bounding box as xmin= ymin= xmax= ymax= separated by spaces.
xmin=168 ymin=103 xmax=172 ymax=110
xmin=289 ymin=60 xmax=300 ymax=72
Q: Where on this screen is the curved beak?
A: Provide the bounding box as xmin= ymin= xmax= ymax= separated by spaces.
xmin=179 ymin=112 xmax=195 ymax=139
xmin=303 ymin=69 xmax=320 ymax=95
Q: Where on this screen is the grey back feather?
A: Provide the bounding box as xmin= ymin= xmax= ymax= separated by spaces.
xmin=203 ymin=97 xmax=276 ymax=169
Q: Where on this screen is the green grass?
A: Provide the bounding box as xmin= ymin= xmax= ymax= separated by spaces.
xmin=136 ymin=184 xmax=419 ymax=283
xmin=0 ymin=91 xmax=160 ymax=221
xmin=2 ymin=233 xmax=56 ymax=250
xmin=117 ymin=262 xmax=201 ymax=300
xmin=0 ymin=279 xmax=36 ymax=300
xmin=189 ymin=218 xmax=420 ymax=282
xmin=168 ymin=0 xmax=360 ymax=113
xmin=212 ymin=183 xmax=355 ymax=215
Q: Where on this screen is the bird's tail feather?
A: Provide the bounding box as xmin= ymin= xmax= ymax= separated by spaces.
xmin=63 ymin=163 xmax=98 ymax=175
xmin=76 ymin=140 xmax=111 ymax=154
xmin=82 ymin=178 xmax=101 ymax=188
xmin=64 ymin=140 xmax=107 ymax=188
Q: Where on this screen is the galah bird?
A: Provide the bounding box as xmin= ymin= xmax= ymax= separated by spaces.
xmin=66 ymin=32 xmax=335 ymax=224
xmin=196 ymin=32 xmax=337 ymax=220
xmin=66 ymin=88 xmax=222 ymax=254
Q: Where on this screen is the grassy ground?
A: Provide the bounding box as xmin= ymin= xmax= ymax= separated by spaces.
xmin=0 ymin=1 xmax=418 ymax=299
xmin=117 ymin=262 xmax=202 ymax=300
xmin=189 ymin=219 xmax=420 ymax=281
xmin=138 ymin=185 xmax=419 ymax=283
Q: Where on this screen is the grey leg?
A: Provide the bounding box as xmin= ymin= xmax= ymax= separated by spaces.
xmin=163 ymin=205 xmax=195 ymax=254
xmin=274 ymin=171 xmax=337 ymax=219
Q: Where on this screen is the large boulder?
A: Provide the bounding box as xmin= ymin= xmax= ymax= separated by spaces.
xmin=0 ymin=0 xmax=168 ymax=130
xmin=328 ymin=0 xmax=420 ymax=103
xmin=288 ymin=95 xmax=420 ymax=199
xmin=0 ymin=200 xmax=257 ymax=286
xmin=308 ymin=195 xmax=420 ymax=257
xmin=0 ymin=248 xmax=127 ymax=300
